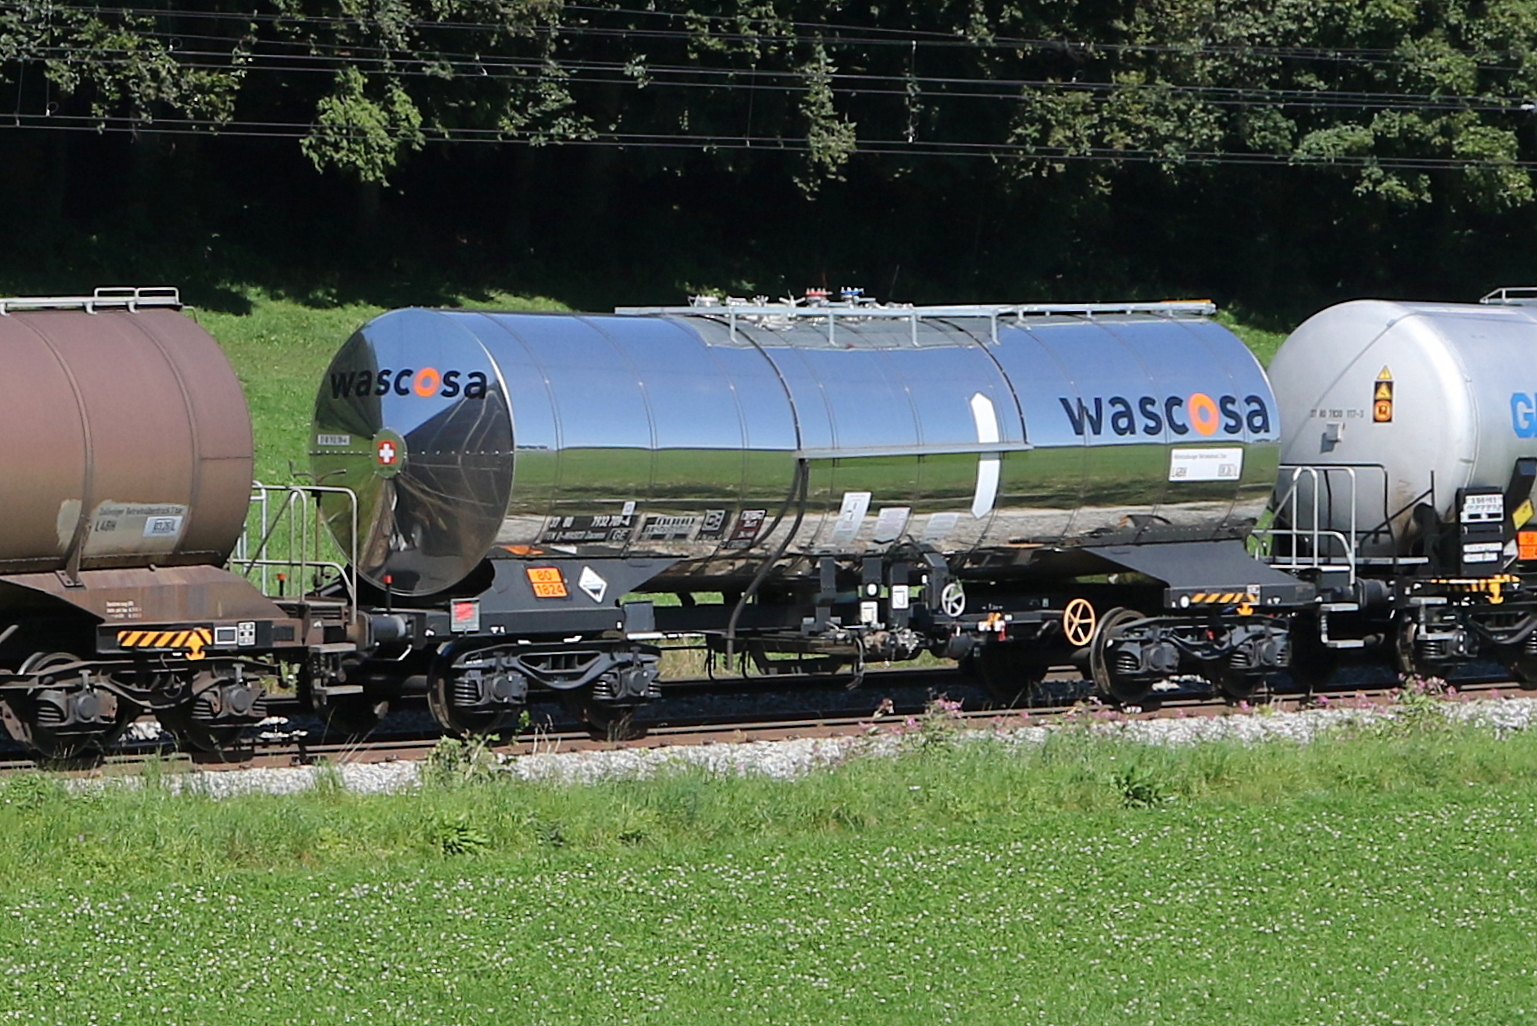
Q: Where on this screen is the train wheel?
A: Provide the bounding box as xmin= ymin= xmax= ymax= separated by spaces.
xmin=157 ymin=671 xmax=269 ymax=753
xmin=1393 ymin=616 xmax=1437 ymax=681
xmin=1507 ymin=660 xmax=1537 ymax=690
xmin=972 ymin=643 xmax=1049 ymax=708
xmin=576 ymin=699 xmax=646 ymax=742
xmin=157 ymin=704 xmax=245 ymax=753
xmin=1089 ymin=608 xmax=1151 ymax=705
xmin=427 ymin=669 xmax=517 ymax=738
xmin=1 ymin=652 xmax=136 ymax=760
xmin=1216 ymin=672 xmax=1261 ymax=702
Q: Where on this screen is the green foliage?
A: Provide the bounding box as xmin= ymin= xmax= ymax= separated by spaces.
xmin=300 ymin=66 xmax=424 ymax=183
xmin=1112 ymin=762 xmax=1177 ymax=808
xmin=0 ymin=772 xmax=63 ymax=810
xmin=2 ymin=1 xmax=250 ymax=125
xmin=4 ymin=2 xmax=1537 ymax=316
xmin=421 ymin=734 xmax=503 ymax=788
xmin=425 ymin=810 xmax=492 ymax=855
xmin=7 ymin=0 xmax=1536 ymax=203
xmin=795 ymin=40 xmax=858 ymax=194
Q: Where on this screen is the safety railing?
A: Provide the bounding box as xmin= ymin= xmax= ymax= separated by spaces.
xmin=231 ymin=483 xmax=359 ymax=619
xmin=1259 ymin=463 xmax=1414 ymax=588
xmin=615 ymin=296 xmax=1216 ymax=348
xmin=1480 ymin=287 xmax=1537 ymax=306
xmin=0 ymin=286 xmax=181 ymax=315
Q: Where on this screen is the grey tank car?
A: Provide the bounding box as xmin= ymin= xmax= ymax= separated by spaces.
xmin=308 ymin=295 xmax=1308 ymax=735
xmin=1267 ymin=288 xmax=1537 ymax=685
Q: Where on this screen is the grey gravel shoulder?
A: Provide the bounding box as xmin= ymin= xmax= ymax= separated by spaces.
xmin=66 ymin=696 xmax=1537 ymax=800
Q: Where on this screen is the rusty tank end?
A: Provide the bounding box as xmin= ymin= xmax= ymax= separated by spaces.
xmin=0 ymin=290 xmax=253 ymax=575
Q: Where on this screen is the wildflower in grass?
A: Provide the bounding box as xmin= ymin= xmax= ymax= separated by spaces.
xmin=927 ymin=696 xmax=963 ymax=718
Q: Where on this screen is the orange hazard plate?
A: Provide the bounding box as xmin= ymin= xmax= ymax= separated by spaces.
xmin=1520 ymin=532 xmax=1537 ymax=561
xmin=525 ymin=566 xmax=569 ymax=598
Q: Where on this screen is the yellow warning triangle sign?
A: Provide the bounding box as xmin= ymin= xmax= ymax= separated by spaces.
xmin=1377 ymin=366 xmax=1393 ymax=380
xmin=1375 ymin=382 xmax=1393 ymax=400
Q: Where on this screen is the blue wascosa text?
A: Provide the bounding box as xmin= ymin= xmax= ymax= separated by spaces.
xmin=1513 ymin=393 xmax=1537 ymax=437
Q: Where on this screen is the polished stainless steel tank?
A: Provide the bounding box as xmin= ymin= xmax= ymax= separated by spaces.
xmin=312 ymin=300 xmax=1280 ymax=596
xmin=0 ymin=289 xmax=254 ymax=575
xmin=1269 ymin=294 xmax=1537 ymax=556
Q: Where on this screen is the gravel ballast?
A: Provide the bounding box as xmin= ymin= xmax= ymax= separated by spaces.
xmin=54 ymin=694 xmax=1537 ymax=800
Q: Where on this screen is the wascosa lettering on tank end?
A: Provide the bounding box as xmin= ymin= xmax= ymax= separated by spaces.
xmin=328 ymin=367 xmax=489 ymax=400
xmin=1058 ymin=392 xmax=1272 ymax=438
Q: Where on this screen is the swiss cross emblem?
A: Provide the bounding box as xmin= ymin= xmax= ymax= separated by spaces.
xmin=376 ymin=439 xmax=398 ymax=466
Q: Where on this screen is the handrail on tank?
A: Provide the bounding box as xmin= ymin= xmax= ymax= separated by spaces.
xmin=0 ymin=286 xmax=181 ymax=315
xmin=232 ymin=483 xmax=360 ymax=627
xmin=1263 ymin=465 xmax=1364 ymax=587
xmin=614 ymin=298 xmax=1217 ymax=349
xmin=1263 ymin=462 xmax=1426 ymax=587
xmin=1480 ymin=287 xmax=1537 ymax=306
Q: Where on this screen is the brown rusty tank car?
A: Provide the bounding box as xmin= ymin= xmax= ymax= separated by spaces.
xmin=0 ymin=289 xmax=330 ymax=758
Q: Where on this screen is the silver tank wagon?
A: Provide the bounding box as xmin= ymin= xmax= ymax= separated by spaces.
xmin=312 ymin=299 xmax=1281 ymax=597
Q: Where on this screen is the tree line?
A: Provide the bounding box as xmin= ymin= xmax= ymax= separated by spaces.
xmin=2 ymin=1 xmax=1536 ymax=318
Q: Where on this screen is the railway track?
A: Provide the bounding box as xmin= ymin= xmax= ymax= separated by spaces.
xmin=6 ymin=673 xmax=1525 ymax=778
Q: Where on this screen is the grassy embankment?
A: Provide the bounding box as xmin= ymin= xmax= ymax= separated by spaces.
xmin=2 ymin=710 xmax=1537 ymax=1023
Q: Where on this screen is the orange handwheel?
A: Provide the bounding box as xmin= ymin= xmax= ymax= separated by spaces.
xmin=1062 ymin=597 xmax=1097 ymax=647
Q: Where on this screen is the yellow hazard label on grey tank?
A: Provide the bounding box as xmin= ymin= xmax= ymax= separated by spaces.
xmin=1373 ymin=368 xmax=1394 ymax=423
xmin=117 ymin=627 xmax=212 ymax=661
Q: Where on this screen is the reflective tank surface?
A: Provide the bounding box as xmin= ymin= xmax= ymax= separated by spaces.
xmin=1269 ymin=297 xmax=1537 ymax=556
xmin=312 ymin=302 xmax=1280 ymax=596
xmin=0 ymin=296 xmax=254 ymax=575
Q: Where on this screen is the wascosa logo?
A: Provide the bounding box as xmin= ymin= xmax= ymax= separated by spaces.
xmin=329 ymin=367 xmax=489 ymax=401
xmin=1058 ymin=392 xmax=1272 ymax=438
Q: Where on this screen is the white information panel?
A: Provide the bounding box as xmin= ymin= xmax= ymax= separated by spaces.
xmin=1168 ymin=447 xmax=1244 ymax=482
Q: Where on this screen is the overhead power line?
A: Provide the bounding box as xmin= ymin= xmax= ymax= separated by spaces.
xmin=1 ymin=109 xmax=1530 ymax=175
xmin=3 ymin=1 xmax=1533 ymax=73
xmin=3 ymin=2 xmax=1534 ymax=171
xmin=17 ymin=37 xmax=1537 ymax=119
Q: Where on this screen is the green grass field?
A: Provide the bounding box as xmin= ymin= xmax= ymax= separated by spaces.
xmin=2 ymin=715 xmax=1536 ymax=1024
